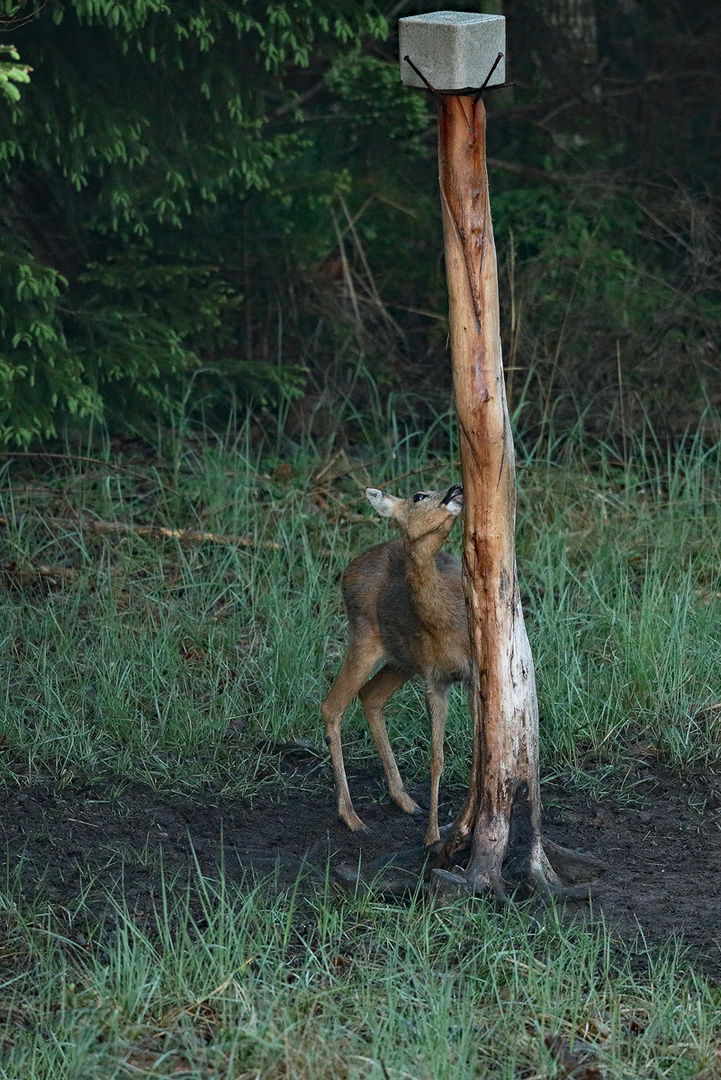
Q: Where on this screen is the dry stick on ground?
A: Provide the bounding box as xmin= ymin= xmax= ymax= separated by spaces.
xmin=0 ymin=515 xmax=280 ymax=550
xmin=85 ymin=520 xmax=276 ymax=547
xmin=1 ymin=563 xmax=78 ymax=584
xmin=430 ymin=93 xmax=596 ymax=900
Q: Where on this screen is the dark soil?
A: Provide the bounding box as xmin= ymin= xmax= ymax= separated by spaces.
xmin=1 ymin=749 xmax=720 ymax=981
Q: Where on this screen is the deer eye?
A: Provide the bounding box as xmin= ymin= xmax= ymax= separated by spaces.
xmin=413 ymin=492 xmax=428 ymax=502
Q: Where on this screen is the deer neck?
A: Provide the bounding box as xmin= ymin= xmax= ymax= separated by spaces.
xmin=403 ymin=531 xmax=453 ymax=628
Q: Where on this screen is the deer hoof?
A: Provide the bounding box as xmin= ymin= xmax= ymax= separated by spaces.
xmin=341 ymin=809 xmax=369 ymax=832
xmin=393 ymin=792 xmax=422 ymax=816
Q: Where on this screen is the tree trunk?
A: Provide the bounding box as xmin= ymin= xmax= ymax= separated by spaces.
xmin=544 ymin=0 xmax=598 ymax=69
xmin=433 ymin=95 xmax=557 ymax=898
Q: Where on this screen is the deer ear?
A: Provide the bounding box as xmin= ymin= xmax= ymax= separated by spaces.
xmin=366 ymin=488 xmax=399 ymax=518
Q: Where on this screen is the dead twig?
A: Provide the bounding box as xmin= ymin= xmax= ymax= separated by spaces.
xmin=338 ymin=192 xmax=406 ymax=342
xmin=1 ymin=563 xmax=78 ymax=585
xmin=330 ymin=208 xmax=362 ymax=330
xmin=312 ymin=450 xmax=346 ymax=485
xmin=0 ymin=515 xmax=280 ymax=550
xmin=311 ymin=449 xmax=380 ymax=492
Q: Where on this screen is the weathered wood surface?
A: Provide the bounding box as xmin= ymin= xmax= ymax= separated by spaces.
xmin=437 ymin=95 xmax=556 ymax=895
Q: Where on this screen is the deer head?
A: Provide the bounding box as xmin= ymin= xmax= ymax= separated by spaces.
xmin=365 ymin=484 xmax=464 ymax=545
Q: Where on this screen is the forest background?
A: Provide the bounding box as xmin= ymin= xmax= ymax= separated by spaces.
xmin=0 ymin=0 xmax=719 ymax=450
xmin=2 ymin=7 xmax=721 ymax=1072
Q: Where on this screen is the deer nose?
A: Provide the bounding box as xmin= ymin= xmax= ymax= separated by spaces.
xmin=442 ymin=485 xmax=464 ymax=504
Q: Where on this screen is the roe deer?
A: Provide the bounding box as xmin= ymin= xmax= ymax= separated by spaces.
xmin=322 ymin=484 xmax=470 ymax=846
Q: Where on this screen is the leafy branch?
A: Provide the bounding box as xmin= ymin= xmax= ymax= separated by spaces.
xmin=0 ymin=44 xmax=31 ymax=104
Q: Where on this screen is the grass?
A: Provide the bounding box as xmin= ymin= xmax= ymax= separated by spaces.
xmin=0 ymin=417 xmax=720 ymax=791
xmin=0 ymin=413 xmax=720 ymax=1077
xmin=0 ymin=863 xmax=719 ymax=1079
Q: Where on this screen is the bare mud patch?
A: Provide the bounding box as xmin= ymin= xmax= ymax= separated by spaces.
xmin=1 ymin=754 xmax=720 ymax=979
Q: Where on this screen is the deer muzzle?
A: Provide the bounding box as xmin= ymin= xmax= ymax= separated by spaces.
xmin=442 ymin=485 xmax=464 ymax=514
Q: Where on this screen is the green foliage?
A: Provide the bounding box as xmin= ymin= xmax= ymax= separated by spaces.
xmin=0 ymin=0 xmax=393 ymax=443
xmin=0 ymin=43 xmax=31 ymax=103
xmin=325 ymin=49 xmax=429 ymax=147
xmin=0 ymin=1 xmax=718 ymax=444
xmin=488 ymin=176 xmax=720 ymax=439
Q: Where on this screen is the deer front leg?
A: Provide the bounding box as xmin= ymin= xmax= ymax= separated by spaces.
xmin=424 ymin=685 xmax=450 ymax=846
xmin=359 ymin=665 xmax=420 ymax=816
xmin=322 ymin=635 xmax=383 ymax=832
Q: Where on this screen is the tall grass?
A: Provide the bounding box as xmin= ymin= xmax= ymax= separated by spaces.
xmin=520 ymin=430 xmax=721 ymax=776
xmin=1 ymin=414 xmax=720 ymax=793
xmin=0 ymin=863 xmax=719 ymax=1079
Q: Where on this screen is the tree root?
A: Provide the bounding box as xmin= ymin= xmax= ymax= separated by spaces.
xmin=431 ymin=865 xmax=511 ymax=903
xmin=330 ymin=834 xmax=605 ymax=903
xmin=332 ymin=843 xmax=429 ymax=897
xmin=543 ymin=839 xmax=608 ymax=883
xmin=429 ymin=863 xmax=598 ymax=903
xmin=427 ymin=831 xmax=605 ymax=902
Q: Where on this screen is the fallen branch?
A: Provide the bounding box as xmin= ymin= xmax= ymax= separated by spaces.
xmin=86 ymin=520 xmax=280 ymax=549
xmin=1 ymin=562 xmax=78 ymax=585
xmin=0 ymin=515 xmax=280 ymax=550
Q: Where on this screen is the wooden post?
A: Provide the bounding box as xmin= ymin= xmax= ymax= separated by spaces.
xmin=435 ymin=92 xmax=556 ymax=896
xmin=399 ymin=13 xmax=592 ymax=898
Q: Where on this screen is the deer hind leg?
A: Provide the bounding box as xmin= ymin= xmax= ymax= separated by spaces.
xmin=424 ymin=685 xmax=450 ymax=846
xmin=321 ymin=633 xmax=383 ymax=832
xmin=358 ymin=665 xmax=420 ymax=817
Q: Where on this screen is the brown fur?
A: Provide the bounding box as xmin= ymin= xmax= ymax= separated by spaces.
xmin=321 ymin=484 xmax=469 ymax=845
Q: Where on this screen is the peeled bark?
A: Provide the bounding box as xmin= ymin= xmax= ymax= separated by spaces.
xmin=433 ymin=95 xmax=558 ymax=897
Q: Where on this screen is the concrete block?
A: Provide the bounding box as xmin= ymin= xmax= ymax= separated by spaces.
xmin=399 ymin=12 xmax=506 ymax=93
